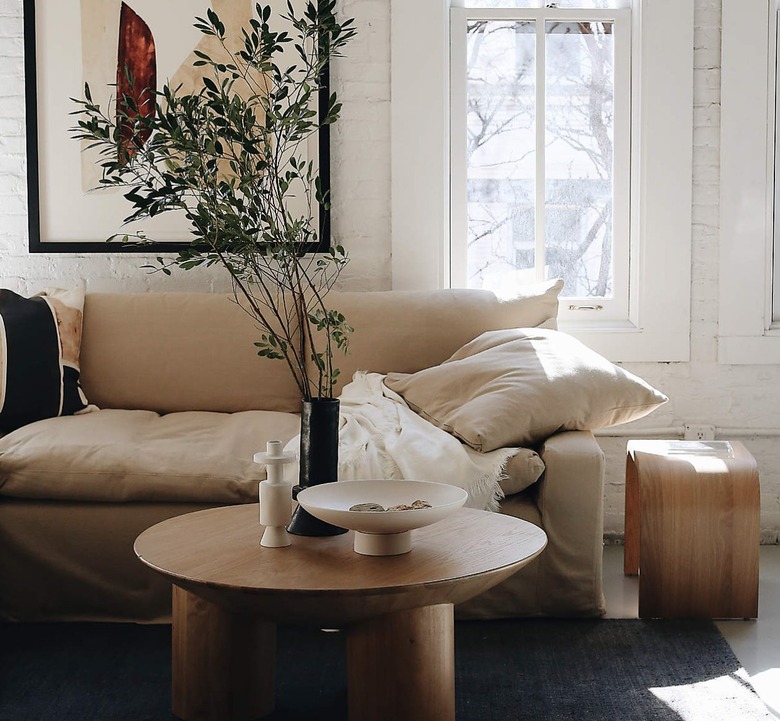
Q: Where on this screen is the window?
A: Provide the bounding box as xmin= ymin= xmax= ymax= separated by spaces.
xmin=392 ymin=0 xmax=694 ymax=361
xmin=719 ymin=0 xmax=780 ymax=363
xmin=450 ymin=3 xmax=631 ymax=324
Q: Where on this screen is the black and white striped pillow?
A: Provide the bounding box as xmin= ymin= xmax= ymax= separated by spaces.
xmin=0 ymin=286 xmax=91 ymax=433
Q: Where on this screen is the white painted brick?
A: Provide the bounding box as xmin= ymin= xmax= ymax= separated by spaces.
xmin=0 ymin=94 xmax=25 ymax=117
xmin=693 ymin=103 xmax=720 ymax=129
xmin=692 ymin=181 xmax=719 ymax=206
xmin=0 ymin=207 xmax=24 ymax=228
xmin=693 ymin=159 xmax=719 ymax=185
xmin=0 ymin=15 xmax=21 ymax=37
xmin=0 ymin=154 xmax=23 ymax=173
xmin=0 ymin=191 xmax=24 ymax=214
xmin=341 ymin=0 xmax=386 ymax=19
xmin=0 ymin=0 xmax=22 ymax=14
xmin=0 ymin=117 xmax=22 ymax=134
xmin=691 ymin=203 xmax=717 ymax=225
xmin=0 ymin=132 xmax=23 ymax=154
xmin=693 ymin=126 xmax=721 ymax=151
xmin=693 ymin=78 xmax=721 ymax=105
xmin=334 ymin=61 xmax=390 ymax=89
xmin=0 ymin=36 xmax=23 ymax=56
xmin=693 ymin=14 xmax=720 ymax=66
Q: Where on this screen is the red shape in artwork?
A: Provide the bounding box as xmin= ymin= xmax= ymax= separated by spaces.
xmin=116 ymin=2 xmax=157 ymax=163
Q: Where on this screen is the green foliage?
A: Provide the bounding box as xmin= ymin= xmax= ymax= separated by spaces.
xmin=70 ymin=1 xmax=356 ymax=400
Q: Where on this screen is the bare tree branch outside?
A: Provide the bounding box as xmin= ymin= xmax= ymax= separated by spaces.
xmin=464 ymin=3 xmax=617 ymax=300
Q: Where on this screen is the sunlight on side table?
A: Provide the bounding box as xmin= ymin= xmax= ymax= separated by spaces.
xmin=624 ymin=440 xmax=760 ymax=619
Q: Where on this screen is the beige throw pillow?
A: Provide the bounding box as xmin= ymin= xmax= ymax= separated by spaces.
xmin=385 ymin=328 xmax=668 ymax=452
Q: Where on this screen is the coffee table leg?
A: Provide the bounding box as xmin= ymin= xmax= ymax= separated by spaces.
xmin=347 ymin=603 xmax=455 ymax=721
xmin=171 ymin=585 xmax=275 ymax=721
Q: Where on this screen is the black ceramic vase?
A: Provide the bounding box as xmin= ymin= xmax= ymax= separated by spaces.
xmin=287 ymin=397 xmax=347 ymax=536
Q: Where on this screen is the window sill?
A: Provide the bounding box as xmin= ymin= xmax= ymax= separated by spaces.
xmin=558 ymin=322 xmax=690 ymax=363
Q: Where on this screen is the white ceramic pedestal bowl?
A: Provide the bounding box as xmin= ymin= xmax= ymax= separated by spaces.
xmin=296 ymin=480 xmax=468 ymax=556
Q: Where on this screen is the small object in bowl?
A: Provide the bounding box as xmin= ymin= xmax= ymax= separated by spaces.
xmin=411 ymin=499 xmax=433 ymax=509
xmin=387 ymin=499 xmax=433 ymax=512
xmin=349 ymin=502 xmax=386 ymax=512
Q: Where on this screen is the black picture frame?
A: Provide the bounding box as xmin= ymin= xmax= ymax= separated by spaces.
xmin=23 ymin=0 xmax=331 ymax=254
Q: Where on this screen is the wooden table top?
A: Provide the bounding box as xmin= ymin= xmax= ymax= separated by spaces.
xmin=134 ymin=505 xmax=547 ymax=596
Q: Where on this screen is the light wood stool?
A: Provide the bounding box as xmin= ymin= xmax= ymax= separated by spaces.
xmin=624 ymin=440 xmax=760 ymax=619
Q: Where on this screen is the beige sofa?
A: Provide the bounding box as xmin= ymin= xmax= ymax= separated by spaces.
xmin=0 ymin=283 xmax=606 ymax=622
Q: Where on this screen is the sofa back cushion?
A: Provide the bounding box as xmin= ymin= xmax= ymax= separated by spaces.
xmin=314 ymin=279 xmax=563 ymax=396
xmin=80 ymin=293 xmax=302 ymax=413
xmin=79 ymin=281 xmax=561 ymax=412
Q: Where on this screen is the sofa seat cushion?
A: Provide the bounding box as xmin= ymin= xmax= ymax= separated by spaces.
xmin=0 ymin=409 xmax=301 ymax=503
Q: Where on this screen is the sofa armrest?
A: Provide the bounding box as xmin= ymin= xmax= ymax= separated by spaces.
xmin=536 ymin=429 xmax=606 ymax=616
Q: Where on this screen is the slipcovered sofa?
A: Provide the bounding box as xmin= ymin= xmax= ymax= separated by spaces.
xmin=0 ymin=280 xmax=609 ymax=622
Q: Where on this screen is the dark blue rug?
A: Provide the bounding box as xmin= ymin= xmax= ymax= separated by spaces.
xmin=0 ymin=619 xmax=773 ymax=720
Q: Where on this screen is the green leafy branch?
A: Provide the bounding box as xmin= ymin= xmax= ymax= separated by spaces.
xmin=70 ymin=0 xmax=356 ymax=400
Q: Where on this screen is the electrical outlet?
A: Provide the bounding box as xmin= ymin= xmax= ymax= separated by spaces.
xmin=683 ymin=424 xmax=716 ymax=441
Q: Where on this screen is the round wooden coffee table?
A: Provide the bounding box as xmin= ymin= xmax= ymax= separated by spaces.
xmin=135 ymin=504 xmax=546 ymax=721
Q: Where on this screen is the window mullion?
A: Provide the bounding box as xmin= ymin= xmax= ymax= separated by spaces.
xmin=450 ymin=8 xmax=469 ymax=288
xmin=535 ymin=18 xmax=546 ymax=281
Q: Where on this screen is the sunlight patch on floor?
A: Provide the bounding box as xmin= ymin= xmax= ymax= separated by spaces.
xmin=603 ymin=545 xmax=780 ymax=718
xmin=747 ymin=669 xmax=780 ymax=719
xmin=650 ymin=669 xmax=773 ymax=720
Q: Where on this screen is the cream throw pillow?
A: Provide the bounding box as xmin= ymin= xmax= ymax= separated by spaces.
xmin=385 ymin=328 xmax=668 ymax=452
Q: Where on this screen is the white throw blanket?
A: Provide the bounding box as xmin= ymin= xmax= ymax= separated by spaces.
xmin=284 ymin=372 xmax=519 ymax=510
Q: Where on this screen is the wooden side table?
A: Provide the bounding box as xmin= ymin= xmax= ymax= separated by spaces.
xmin=624 ymin=440 xmax=760 ymax=619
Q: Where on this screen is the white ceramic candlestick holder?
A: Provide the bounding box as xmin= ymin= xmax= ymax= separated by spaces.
xmin=253 ymin=440 xmax=296 ymax=548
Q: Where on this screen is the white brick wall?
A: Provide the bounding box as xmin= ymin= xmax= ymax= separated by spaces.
xmin=2 ymin=0 xmax=780 ymax=541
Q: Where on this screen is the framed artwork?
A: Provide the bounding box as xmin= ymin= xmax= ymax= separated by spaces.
xmin=23 ymin=0 xmax=330 ymax=253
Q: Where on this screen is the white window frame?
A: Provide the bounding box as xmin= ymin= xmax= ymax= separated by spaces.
xmin=391 ymin=0 xmax=694 ymax=362
xmin=719 ymin=0 xmax=780 ymax=364
xmin=450 ymin=6 xmax=632 ymax=324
